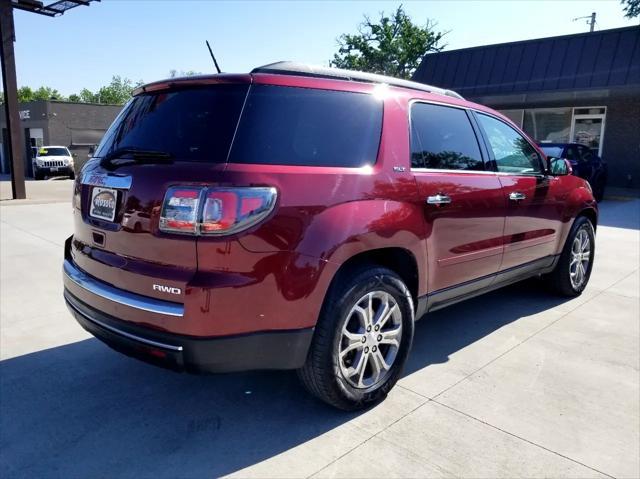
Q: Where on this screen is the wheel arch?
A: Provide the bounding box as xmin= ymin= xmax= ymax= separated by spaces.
xmin=578 ymin=207 xmax=598 ymax=231
xmin=326 ymin=247 xmax=420 ymax=311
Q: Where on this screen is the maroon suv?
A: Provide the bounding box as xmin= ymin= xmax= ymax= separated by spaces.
xmin=63 ymin=62 xmax=597 ymax=410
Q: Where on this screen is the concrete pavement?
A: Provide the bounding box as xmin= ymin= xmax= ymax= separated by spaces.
xmin=1 ymin=186 xmax=638 ymax=478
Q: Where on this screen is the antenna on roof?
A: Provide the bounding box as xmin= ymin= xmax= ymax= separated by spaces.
xmin=205 ymin=40 xmax=222 ymax=74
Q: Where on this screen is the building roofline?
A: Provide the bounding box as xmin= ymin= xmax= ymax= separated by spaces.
xmin=7 ymin=99 xmax=124 ymax=107
xmin=420 ymin=25 xmax=639 ymax=58
xmin=48 ymin=99 xmax=123 ymax=107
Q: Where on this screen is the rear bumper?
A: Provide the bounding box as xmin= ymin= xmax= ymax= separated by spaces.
xmin=63 ymin=247 xmax=313 ymax=373
xmin=64 ymin=289 xmax=313 ymax=373
xmin=35 ymin=165 xmax=73 ymax=176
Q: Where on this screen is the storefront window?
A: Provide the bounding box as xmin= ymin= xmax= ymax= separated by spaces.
xmin=522 ymin=108 xmax=572 ymax=143
xmin=497 ymin=109 xmax=524 ymax=127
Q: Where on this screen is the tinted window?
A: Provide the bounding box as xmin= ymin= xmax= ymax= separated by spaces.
xmin=539 ymin=146 xmax=564 ymax=158
xmin=229 ymin=85 xmax=382 ymax=167
xmin=578 ymin=145 xmax=594 ymax=161
xmin=95 ymin=85 xmax=249 ymax=162
xmin=478 ymin=114 xmax=543 ymax=174
xmin=410 ymin=103 xmax=483 ymax=170
xmin=565 ymin=146 xmax=579 ymax=161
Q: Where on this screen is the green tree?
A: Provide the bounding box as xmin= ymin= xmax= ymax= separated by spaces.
xmin=16 ymin=85 xmax=64 ymax=102
xmin=169 ymin=69 xmax=201 ymax=78
xmin=331 ymin=5 xmax=446 ymax=79
xmin=621 ymin=0 xmax=639 ymax=17
xmin=32 ymin=86 xmax=63 ymax=101
xmin=17 ymin=86 xmax=34 ymax=102
xmin=78 ymin=88 xmax=98 ymax=103
xmin=68 ymin=93 xmax=81 ymax=102
xmin=94 ymin=76 xmax=141 ymax=104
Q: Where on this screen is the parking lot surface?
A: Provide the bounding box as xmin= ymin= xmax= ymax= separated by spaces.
xmin=1 ymin=180 xmax=638 ymax=478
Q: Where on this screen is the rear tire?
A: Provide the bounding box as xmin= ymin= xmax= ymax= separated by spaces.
xmin=546 ymin=216 xmax=595 ymax=296
xmin=298 ymin=266 xmax=414 ymax=410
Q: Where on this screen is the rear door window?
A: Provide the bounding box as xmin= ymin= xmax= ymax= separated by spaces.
xmin=410 ymin=103 xmax=484 ymax=170
xmin=94 ymin=84 xmax=249 ymax=163
xmin=228 ymin=85 xmax=382 ymax=167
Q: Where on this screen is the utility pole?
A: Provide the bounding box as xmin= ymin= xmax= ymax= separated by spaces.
xmin=573 ymin=12 xmax=597 ymax=32
xmin=0 ymin=0 xmax=27 ymax=199
xmin=0 ymin=0 xmax=100 ymax=200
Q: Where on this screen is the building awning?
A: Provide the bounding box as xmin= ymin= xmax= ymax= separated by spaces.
xmin=413 ymin=26 xmax=640 ymax=97
xmin=70 ymin=128 xmax=105 ymax=146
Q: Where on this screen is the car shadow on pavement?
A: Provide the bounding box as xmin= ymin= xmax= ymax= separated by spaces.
xmin=404 ymin=280 xmax=573 ymax=376
xmin=0 ymin=280 xmax=573 ymax=478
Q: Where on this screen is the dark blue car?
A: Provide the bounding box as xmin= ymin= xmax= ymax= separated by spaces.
xmin=538 ymin=142 xmax=608 ymax=201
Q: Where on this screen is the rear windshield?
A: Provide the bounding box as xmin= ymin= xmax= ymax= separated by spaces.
xmin=229 ymin=85 xmax=382 ymax=167
xmin=94 ymin=84 xmax=249 ymax=163
xmin=95 ymin=83 xmax=383 ymax=167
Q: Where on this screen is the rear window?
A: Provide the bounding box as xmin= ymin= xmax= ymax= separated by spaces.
xmin=95 ymin=83 xmax=382 ymax=167
xmin=410 ymin=103 xmax=484 ymax=171
xmin=94 ymin=85 xmax=249 ymax=163
xmin=228 ymin=85 xmax=382 ymax=167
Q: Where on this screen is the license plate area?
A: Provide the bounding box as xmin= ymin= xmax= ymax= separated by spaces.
xmin=89 ymin=187 xmax=118 ymax=222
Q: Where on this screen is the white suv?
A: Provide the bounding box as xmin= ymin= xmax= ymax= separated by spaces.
xmin=32 ymin=146 xmax=75 ymax=180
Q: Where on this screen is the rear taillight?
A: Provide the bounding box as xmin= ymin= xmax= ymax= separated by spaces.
xmin=159 ymin=186 xmax=277 ymax=236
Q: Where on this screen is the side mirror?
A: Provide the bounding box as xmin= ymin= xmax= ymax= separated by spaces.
xmin=549 ymin=157 xmax=572 ymax=176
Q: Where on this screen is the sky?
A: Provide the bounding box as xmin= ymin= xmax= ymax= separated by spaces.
xmin=6 ymin=0 xmax=639 ymax=96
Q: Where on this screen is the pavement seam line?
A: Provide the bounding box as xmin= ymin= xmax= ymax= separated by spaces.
xmin=306 ymin=398 xmax=431 ymax=479
xmin=428 ymin=270 xmax=638 ymax=402
xmin=391 ymin=270 xmax=639 ymax=479
xmin=430 ymin=399 xmax=617 ymax=479
xmin=0 ymin=219 xmax=65 ymax=248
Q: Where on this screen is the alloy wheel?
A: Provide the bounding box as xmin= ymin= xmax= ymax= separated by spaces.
xmin=570 ymin=227 xmax=591 ymax=289
xmin=338 ymin=291 xmax=403 ymax=389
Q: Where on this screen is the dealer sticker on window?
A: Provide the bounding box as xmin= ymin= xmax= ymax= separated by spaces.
xmin=90 ymin=187 xmax=117 ymax=222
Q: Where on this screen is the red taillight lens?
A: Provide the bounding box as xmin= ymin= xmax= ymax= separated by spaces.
xmin=201 ymin=187 xmax=277 ymax=235
xmin=159 ymin=186 xmax=277 ymax=236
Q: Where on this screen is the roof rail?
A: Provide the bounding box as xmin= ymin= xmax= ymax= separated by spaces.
xmin=251 ymin=61 xmax=464 ymax=100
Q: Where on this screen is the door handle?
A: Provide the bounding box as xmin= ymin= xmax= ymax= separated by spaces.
xmin=426 ymin=194 xmax=452 ymax=205
xmin=509 ymin=192 xmax=526 ymax=201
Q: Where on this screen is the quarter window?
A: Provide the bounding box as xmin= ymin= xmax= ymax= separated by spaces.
xmin=229 ymin=85 xmax=382 ymax=167
xmin=410 ymin=103 xmax=484 ymax=171
xmin=477 ymin=114 xmax=543 ymax=175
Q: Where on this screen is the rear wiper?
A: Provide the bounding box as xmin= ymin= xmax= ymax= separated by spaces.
xmin=100 ymin=147 xmax=173 ymax=169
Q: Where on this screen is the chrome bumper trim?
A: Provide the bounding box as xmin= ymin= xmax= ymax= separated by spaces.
xmin=63 ymin=259 xmax=184 ymax=317
xmin=65 ymin=292 xmax=183 ymax=352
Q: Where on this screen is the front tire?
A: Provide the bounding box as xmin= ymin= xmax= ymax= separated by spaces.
xmin=547 ymin=216 xmax=595 ymax=296
xmin=298 ymin=266 xmax=414 ymax=410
